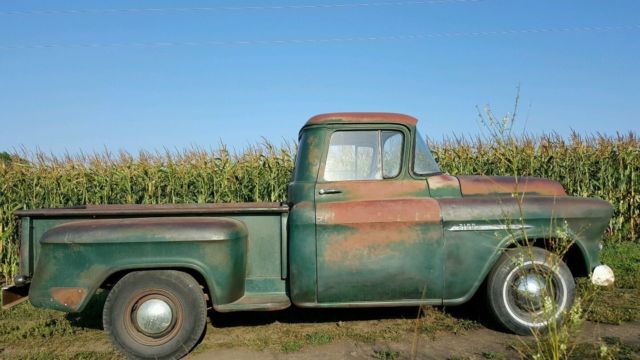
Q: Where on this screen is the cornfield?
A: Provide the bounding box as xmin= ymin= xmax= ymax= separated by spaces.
xmin=0 ymin=133 xmax=638 ymax=283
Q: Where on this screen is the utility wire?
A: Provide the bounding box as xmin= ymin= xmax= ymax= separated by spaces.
xmin=1 ymin=24 xmax=638 ymax=51
xmin=0 ymin=0 xmax=480 ymax=16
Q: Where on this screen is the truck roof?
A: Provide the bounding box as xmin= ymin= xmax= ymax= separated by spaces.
xmin=304 ymin=112 xmax=418 ymax=127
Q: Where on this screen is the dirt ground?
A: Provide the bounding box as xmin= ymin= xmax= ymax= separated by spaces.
xmin=1 ymin=292 xmax=639 ymax=359
xmin=190 ymin=320 xmax=640 ymax=360
xmin=1 ymin=302 xmax=639 ymax=359
xmin=180 ymin=302 xmax=640 ymax=360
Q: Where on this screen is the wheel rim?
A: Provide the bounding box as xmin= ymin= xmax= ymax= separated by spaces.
xmin=503 ymin=260 xmax=566 ymax=327
xmin=124 ymin=289 xmax=183 ymax=346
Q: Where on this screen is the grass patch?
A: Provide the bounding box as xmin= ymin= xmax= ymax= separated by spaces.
xmin=513 ymin=336 xmax=640 ymax=360
xmin=0 ymin=304 xmax=76 ymax=343
xmin=280 ymin=339 xmax=305 ymax=353
xmin=600 ymin=242 xmax=640 ymax=289
xmin=304 ymin=330 xmax=334 ymax=346
xmin=582 ymin=285 xmax=640 ymax=324
xmin=372 ymin=348 xmax=401 ymax=360
xmin=600 ymin=336 xmax=640 ymax=360
xmin=197 ymin=306 xmax=480 ymax=353
xmin=8 ymin=352 xmax=118 ymax=360
xmin=203 ymin=317 xmax=409 ymax=352
xmin=480 ymin=351 xmax=509 ymax=359
xmin=0 ymin=301 xmax=116 ymax=359
xmin=420 ymin=308 xmax=481 ymax=339
xmin=581 ymin=242 xmax=640 ymax=324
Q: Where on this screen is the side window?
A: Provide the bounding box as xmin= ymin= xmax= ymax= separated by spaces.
xmin=323 ymin=130 xmax=403 ymax=181
xmin=413 ymin=130 xmax=441 ymax=175
xmin=324 ymin=131 xmax=380 ymax=181
xmin=382 ymin=131 xmax=403 ymax=178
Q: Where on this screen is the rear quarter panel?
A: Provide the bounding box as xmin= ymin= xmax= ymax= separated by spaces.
xmin=28 ymin=217 xmax=248 ymax=312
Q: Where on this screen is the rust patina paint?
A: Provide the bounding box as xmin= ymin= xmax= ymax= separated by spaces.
xmin=317 ymin=198 xmax=440 ymax=225
xmin=50 ymin=288 xmax=86 ymax=311
xmin=321 ymin=224 xmax=423 ymax=264
xmin=314 ymin=176 xmax=443 ymax=303
xmin=316 ymin=218 xmax=443 ymax=302
xmin=318 ymin=180 xmax=427 ymax=201
xmin=458 ymin=175 xmax=567 ymax=197
xmin=305 ymin=112 xmax=418 ymax=127
xmin=317 ymin=199 xmax=441 ymax=265
xmin=427 ymin=174 xmax=462 ymax=198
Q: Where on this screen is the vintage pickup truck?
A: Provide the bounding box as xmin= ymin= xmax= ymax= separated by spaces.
xmin=3 ymin=113 xmax=614 ymax=359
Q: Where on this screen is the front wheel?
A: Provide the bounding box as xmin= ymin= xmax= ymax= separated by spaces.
xmin=486 ymin=247 xmax=575 ymax=335
xmin=103 ymin=270 xmax=207 ymax=360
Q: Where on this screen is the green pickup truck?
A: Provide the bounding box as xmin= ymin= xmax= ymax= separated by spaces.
xmin=3 ymin=113 xmax=614 ymax=359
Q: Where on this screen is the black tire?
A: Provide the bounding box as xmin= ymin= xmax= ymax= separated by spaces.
xmin=103 ymin=270 xmax=207 ymax=360
xmin=486 ymin=247 xmax=575 ymax=335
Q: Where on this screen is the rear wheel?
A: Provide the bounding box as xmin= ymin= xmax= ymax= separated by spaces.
xmin=486 ymin=247 xmax=575 ymax=335
xmin=103 ymin=270 xmax=207 ymax=360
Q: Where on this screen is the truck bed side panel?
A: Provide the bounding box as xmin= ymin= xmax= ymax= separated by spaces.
xmin=29 ymin=217 xmax=248 ymax=312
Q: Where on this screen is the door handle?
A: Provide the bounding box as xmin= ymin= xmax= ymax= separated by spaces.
xmin=318 ymin=189 xmax=342 ymax=195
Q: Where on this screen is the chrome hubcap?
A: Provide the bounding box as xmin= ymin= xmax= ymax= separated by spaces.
xmin=135 ymin=299 xmax=173 ymax=335
xmin=513 ymin=272 xmax=547 ymax=312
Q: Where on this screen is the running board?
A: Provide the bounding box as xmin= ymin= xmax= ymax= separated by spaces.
xmin=214 ymin=292 xmax=291 ymax=312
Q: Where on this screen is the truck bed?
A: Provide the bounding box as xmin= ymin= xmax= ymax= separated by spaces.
xmin=13 ymin=202 xmax=290 ymax=311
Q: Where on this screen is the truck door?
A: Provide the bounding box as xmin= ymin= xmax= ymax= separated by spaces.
xmin=314 ymin=127 xmax=444 ymax=303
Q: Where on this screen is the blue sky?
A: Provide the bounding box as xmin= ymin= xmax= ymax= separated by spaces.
xmin=1 ymin=0 xmax=639 ymax=155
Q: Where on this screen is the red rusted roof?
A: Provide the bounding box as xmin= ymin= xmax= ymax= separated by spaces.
xmin=304 ymin=112 xmax=418 ymax=127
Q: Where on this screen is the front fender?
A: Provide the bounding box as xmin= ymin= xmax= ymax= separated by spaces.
xmin=29 ymin=217 xmax=247 ymax=312
xmin=441 ymin=195 xmax=612 ymax=305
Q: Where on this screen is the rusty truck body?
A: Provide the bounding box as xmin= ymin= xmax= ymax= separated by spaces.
xmin=2 ymin=113 xmax=614 ymax=359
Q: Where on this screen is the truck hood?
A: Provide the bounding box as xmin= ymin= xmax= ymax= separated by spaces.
xmin=457 ymin=175 xmax=567 ymax=197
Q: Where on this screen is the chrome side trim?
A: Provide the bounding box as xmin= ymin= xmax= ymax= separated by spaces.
xmin=447 ymin=224 xmax=533 ymax=232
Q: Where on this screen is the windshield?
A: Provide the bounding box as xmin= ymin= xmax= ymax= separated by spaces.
xmin=413 ymin=130 xmax=440 ymax=175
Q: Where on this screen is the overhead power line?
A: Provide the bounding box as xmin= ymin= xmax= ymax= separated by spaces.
xmin=0 ymin=0 xmax=481 ymax=16
xmin=1 ymin=24 xmax=638 ymax=51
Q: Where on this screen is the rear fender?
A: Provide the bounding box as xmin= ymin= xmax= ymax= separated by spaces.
xmin=28 ymin=217 xmax=247 ymax=312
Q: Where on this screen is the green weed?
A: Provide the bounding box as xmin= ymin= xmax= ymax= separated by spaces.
xmin=420 ymin=308 xmax=481 ymax=339
xmin=372 ymin=349 xmax=400 ymax=360
xmin=280 ymin=339 xmax=305 ymax=353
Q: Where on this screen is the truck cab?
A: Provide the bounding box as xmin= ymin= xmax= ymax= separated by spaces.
xmin=289 ymin=113 xmax=446 ymax=306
